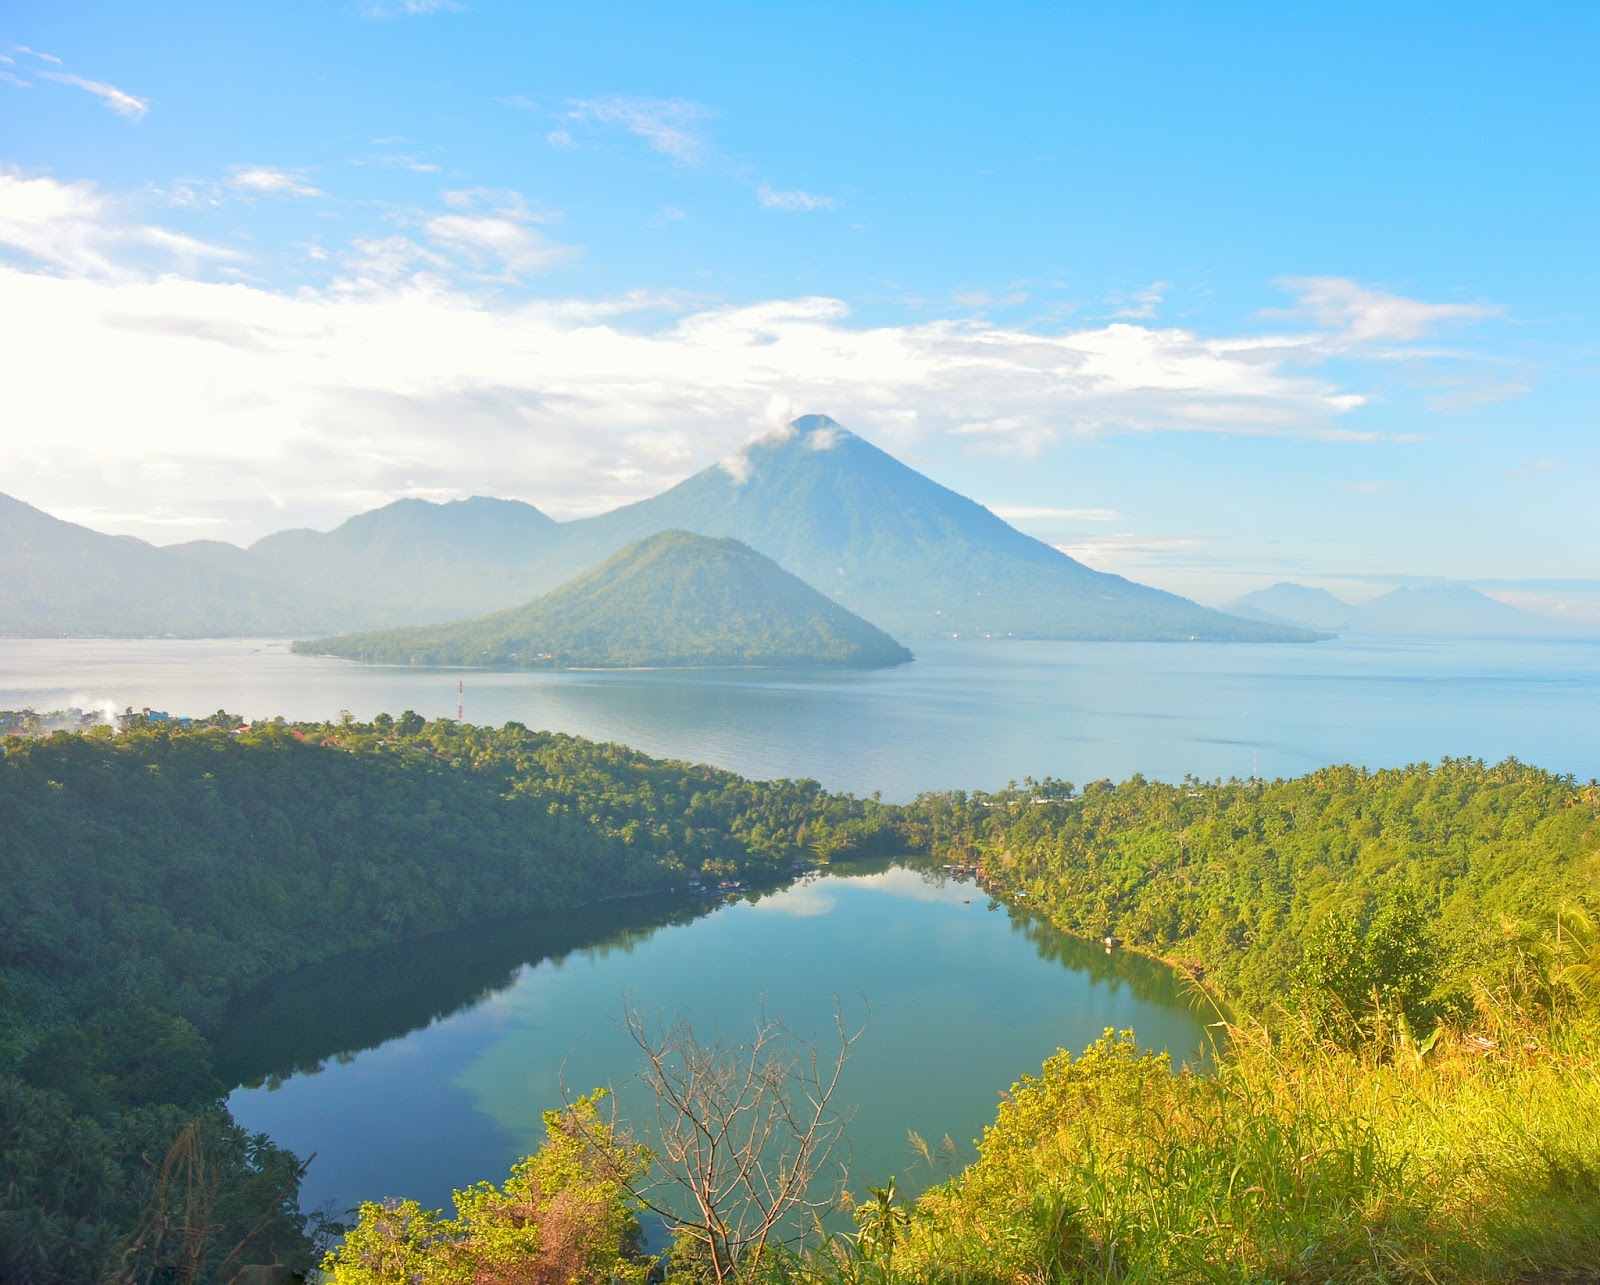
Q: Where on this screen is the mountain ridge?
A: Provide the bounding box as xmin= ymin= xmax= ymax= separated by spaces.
xmin=5 ymin=416 xmax=1316 ymax=641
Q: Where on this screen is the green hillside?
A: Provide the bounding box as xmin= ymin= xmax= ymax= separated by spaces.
xmin=295 ymin=529 xmax=914 ymax=668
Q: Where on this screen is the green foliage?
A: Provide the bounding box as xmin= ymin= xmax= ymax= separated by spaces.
xmin=296 ymin=529 xmax=914 ymax=669
xmin=324 ymin=1092 xmax=649 ymax=1284
xmin=0 ymin=714 xmax=895 ymax=1281
xmin=1295 ymin=889 xmax=1443 ymax=1046
xmin=901 ymin=759 xmax=1600 ymax=1018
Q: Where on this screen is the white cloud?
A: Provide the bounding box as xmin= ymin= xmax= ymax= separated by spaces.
xmin=1054 ymin=532 xmax=1205 ymax=562
xmin=0 ymin=171 xmax=1472 ymax=544
xmin=15 ymin=46 xmax=63 ymax=65
xmin=40 ymin=71 xmax=148 ymax=119
xmin=757 ymin=183 xmax=837 ymax=212
xmin=228 ymin=166 xmax=322 ymax=198
xmin=1276 ymin=276 xmax=1498 ymax=343
xmin=362 ymin=0 xmax=464 ymax=16
xmin=0 ymin=167 xmax=238 ymax=277
xmin=423 ymin=213 xmax=570 ymax=277
xmin=992 ymin=506 xmax=1122 ymax=523
xmin=565 ymin=96 xmax=712 ymax=163
xmin=414 ymin=189 xmax=572 ymax=279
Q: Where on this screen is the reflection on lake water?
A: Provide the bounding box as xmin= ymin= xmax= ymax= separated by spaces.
xmin=222 ymin=863 xmax=1207 ymax=1220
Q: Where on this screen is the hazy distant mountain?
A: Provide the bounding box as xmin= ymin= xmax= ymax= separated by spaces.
xmin=167 ymin=496 xmax=563 ymax=619
xmin=5 ymin=416 xmax=1320 ymax=640
xmin=297 ymin=530 xmax=914 ymax=669
xmin=1223 ymin=584 xmax=1360 ymax=632
xmin=1223 ymin=581 xmax=1569 ymax=637
xmin=0 ymin=493 xmax=355 ymax=637
xmin=1357 ymin=585 xmax=1564 ymax=636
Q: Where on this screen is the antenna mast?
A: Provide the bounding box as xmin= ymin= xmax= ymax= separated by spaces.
xmin=457 ymin=679 xmax=464 ymax=724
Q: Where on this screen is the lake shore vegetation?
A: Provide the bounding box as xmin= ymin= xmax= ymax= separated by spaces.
xmin=2 ymin=716 xmax=1596 ymax=1281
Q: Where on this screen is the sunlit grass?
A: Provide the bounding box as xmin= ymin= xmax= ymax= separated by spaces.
xmin=772 ymin=1018 xmax=1600 ymax=1285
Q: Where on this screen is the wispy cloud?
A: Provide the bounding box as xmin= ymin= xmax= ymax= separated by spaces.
xmin=411 ymin=188 xmax=573 ymax=279
xmin=354 ymin=150 xmax=442 ymax=173
xmin=40 ymin=70 xmax=148 ymax=119
xmin=422 ymin=213 xmax=570 ymax=277
xmin=757 ymin=183 xmax=836 ymax=212
xmin=1053 ymin=532 xmax=1206 ymax=564
xmin=362 ymin=0 xmax=464 ymax=17
xmin=564 ymin=95 xmax=713 ymax=163
xmin=1276 ymin=276 xmax=1498 ymax=343
xmin=950 ymin=288 xmax=1029 ymax=311
xmin=992 ymin=506 xmax=1123 ymax=523
xmin=228 ymin=166 xmax=322 ymax=198
xmin=1109 ymin=281 xmax=1168 ymax=319
xmin=15 ymin=46 xmax=62 ymax=65
xmin=1504 ymin=458 xmax=1568 ymax=479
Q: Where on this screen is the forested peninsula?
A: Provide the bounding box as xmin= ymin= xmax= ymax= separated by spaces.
xmin=2 ymin=718 xmax=1597 ymax=1283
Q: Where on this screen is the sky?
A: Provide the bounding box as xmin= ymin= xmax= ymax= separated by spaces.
xmin=2 ymin=2 xmax=1597 ymax=615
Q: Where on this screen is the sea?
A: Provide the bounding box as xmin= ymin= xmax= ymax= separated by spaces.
xmin=2 ymin=633 xmax=1595 ymax=798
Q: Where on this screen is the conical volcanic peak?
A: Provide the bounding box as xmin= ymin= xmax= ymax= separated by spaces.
xmin=559 ymin=416 xmax=1315 ymax=641
xmin=296 ymin=529 xmax=915 ymax=669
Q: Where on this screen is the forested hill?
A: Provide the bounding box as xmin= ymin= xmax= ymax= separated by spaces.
xmin=0 ymin=715 xmax=898 ymax=1283
xmin=903 ymin=759 xmax=1600 ymax=1016
xmin=295 ymin=529 xmax=915 ymax=669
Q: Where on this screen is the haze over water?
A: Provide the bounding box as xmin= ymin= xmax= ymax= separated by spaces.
xmin=2 ymin=634 xmax=1595 ymax=798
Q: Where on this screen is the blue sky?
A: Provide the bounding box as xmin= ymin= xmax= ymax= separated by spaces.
xmin=2 ymin=2 xmax=1596 ymax=616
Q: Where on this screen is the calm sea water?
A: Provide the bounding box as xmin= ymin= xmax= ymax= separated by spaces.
xmin=219 ymin=865 xmax=1206 ymax=1222
xmin=2 ymin=634 xmax=1595 ymax=798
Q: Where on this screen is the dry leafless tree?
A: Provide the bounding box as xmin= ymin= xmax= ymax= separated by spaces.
xmin=606 ymin=997 xmax=866 ymax=1283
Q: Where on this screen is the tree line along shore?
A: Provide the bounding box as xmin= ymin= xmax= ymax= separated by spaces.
xmin=1 ymin=713 xmax=1596 ymax=1283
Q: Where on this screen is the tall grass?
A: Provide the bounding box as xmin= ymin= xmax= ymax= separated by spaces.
xmin=735 ymin=1017 xmax=1600 ymax=1285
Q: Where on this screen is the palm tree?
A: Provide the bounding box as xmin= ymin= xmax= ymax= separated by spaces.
xmin=1553 ymin=904 xmax=1600 ymax=1005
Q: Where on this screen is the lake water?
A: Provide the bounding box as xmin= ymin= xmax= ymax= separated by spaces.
xmin=218 ymin=864 xmax=1207 ymax=1222
xmin=2 ymin=634 xmax=1596 ymax=800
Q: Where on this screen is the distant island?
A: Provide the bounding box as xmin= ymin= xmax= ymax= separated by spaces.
xmin=295 ymin=529 xmax=915 ymax=669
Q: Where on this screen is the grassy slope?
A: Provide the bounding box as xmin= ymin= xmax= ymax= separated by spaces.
xmin=866 ymin=766 xmax=1600 ymax=1285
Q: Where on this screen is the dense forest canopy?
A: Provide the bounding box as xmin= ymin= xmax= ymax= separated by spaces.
xmin=2 ymin=713 xmax=1596 ymax=1282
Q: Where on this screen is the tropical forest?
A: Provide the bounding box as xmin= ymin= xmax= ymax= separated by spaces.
xmin=2 ymin=715 xmax=1597 ymax=1283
